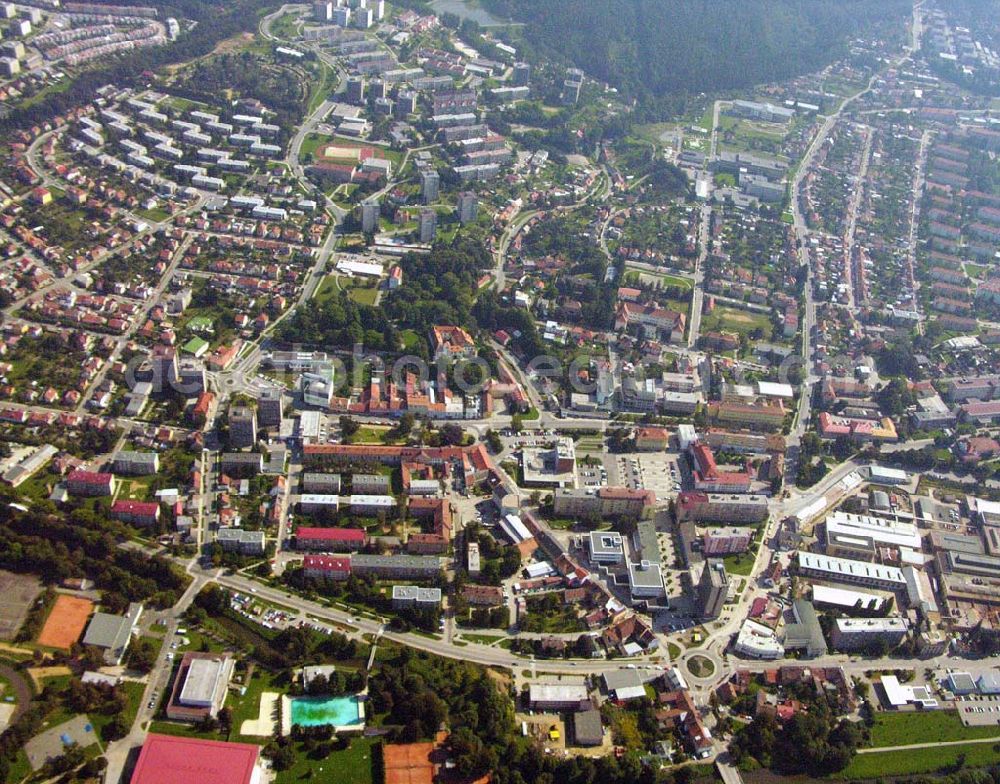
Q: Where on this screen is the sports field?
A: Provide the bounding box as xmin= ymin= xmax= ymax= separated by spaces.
xmin=0 ymin=570 xmax=41 ymax=641
xmin=320 ymin=144 xmax=373 ymax=162
xmin=37 ymin=595 xmax=93 ymax=649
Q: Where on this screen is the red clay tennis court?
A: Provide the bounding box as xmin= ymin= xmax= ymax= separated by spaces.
xmin=37 ymin=595 xmax=93 ymax=649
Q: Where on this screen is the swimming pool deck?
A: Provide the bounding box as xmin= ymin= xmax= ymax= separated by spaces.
xmin=240 ymin=691 xmax=280 ymax=737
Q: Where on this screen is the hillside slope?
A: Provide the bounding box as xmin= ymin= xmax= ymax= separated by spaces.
xmin=484 ymin=0 xmax=910 ymax=97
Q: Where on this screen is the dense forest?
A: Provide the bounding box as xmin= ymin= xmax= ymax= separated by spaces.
xmin=0 ymin=501 xmax=190 ymax=610
xmin=483 ymin=0 xmax=911 ymax=100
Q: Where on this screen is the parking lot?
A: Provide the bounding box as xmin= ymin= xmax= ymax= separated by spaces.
xmin=610 ymin=452 xmax=683 ymax=502
xmin=957 ymin=696 xmax=1000 ymax=726
xmin=578 ymin=463 xmax=607 ymax=488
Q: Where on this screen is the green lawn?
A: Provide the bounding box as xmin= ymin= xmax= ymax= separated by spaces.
xmin=7 ymin=749 xmax=31 ymax=784
xmin=308 ymin=62 xmax=338 ymax=115
xmin=118 ymin=475 xmax=158 ymax=501
xmin=148 ymin=719 xmax=224 ymax=740
xmin=229 ymin=669 xmax=283 ymax=742
xmin=137 ymin=207 xmax=171 ymax=223
xmin=16 ymin=77 xmax=73 ymax=110
xmin=460 ymin=633 xmax=504 ymax=645
xmin=275 ymin=735 xmax=378 ymax=784
xmin=269 ymin=10 xmax=299 ymax=39
xmin=700 ymin=305 xmax=772 ymax=337
xmin=667 ymin=642 xmax=683 ymax=660
xmin=314 ymin=274 xmax=380 ymax=307
xmin=349 ymin=425 xmax=406 ymax=446
xmin=839 ymin=740 xmax=1000 ymax=779
xmin=869 ymin=711 xmax=1000 ymax=748
xmin=722 ymin=549 xmax=757 ymax=576
xmin=91 ymin=680 xmax=145 ymax=741
xmin=300 ymin=133 xmax=333 ymax=162
xmin=623 ymin=267 xmax=694 ymax=290
xmin=687 ymin=654 xmax=715 ymax=678
xmin=400 ymin=330 xmax=422 ymax=351
xmin=347 ymin=283 xmax=379 ymax=306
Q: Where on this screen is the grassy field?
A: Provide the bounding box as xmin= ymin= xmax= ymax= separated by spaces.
xmin=118 ymin=475 xmax=158 ymax=501
xmin=687 ymin=655 xmax=715 ymax=678
xmin=869 ymin=711 xmax=1000 ymax=748
xmin=269 ymin=10 xmax=299 ymax=39
xmin=307 ymin=62 xmax=338 ymax=114
xmin=399 ymin=329 xmax=422 ymax=351
xmin=17 ymin=78 xmax=73 ymax=110
xmin=137 ymin=206 xmax=171 ymax=223
xmin=90 ymin=680 xmax=145 ymax=741
xmin=460 ymin=633 xmax=504 ymax=645
xmin=229 ymin=668 xmax=284 ymax=742
xmin=722 ymin=548 xmax=757 ymax=576
xmin=839 ymin=740 xmax=1000 ymax=779
xmin=275 ymin=735 xmax=378 ymax=784
xmin=700 ymin=305 xmax=772 ymax=337
xmin=314 ymin=274 xmax=380 ymax=307
xmin=623 ymin=267 xmax=693 ymax=289
xmin=350 ymin=425 xmax=406 ymax=446
xmin=300 ymin=133 xmax=333 ymax=161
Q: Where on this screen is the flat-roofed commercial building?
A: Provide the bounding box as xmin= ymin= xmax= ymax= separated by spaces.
xmin=936 ymin=549 xmax=1000 ymax=579
xmin=929 ymin=531 xmax=985 ymax=555
xmin=166 ymin=652 xmax=234 ymax=721
xmin=811 ymin=584 xmax=887 ymax=613
xmin=553 ymin=486 xmax=657 ymax=519
xmin=130 ymin=734 xmax=262 ymax=784
xmin=697 ymin=560 xmax=728 ymax=619
xmin=391 ymin=585 xmax=442 ymax=609
xmin=675 ymin=492 xmax=769 ymax=524
xmin=528 ymin=683 xmax=591 ymax=711
xmin=350 ymin=554 xmax=440 ymax=580
xmin=113 ymin=450 xmax=160 ymax=475
xmin=215 ymin=528 xmax=265 ymax=555
xmin=867 ymin=465 xmax=908 ymax=485
xmin=823 ymin=512 xmax=922 ymax=561
xmin=295 ymin=526 xmax=367 ymax=551
xmin=628 ymin=520 xmax=665 ymax=601
xmin=830 ymin=617 xmax=909 ymax=652
xmin=298 ymin=494 xmax=341 ymax=515
xmin=797 ymin=552 xmax=907 ymax=590
xmin=82 ymin=603 xmax=142 ymax=665
xmin=302 ymin=472 xmax=341 ymax=494
xmin=352 ymin=473 xmax=390 ymax=494
xmin=628 ymin=561 xmax=666 ymax=599
xmin=783 ymin=599 xmax=828 ymax=657
xmin=587 ymin=531 xmax=625 ymax=564
xmin=878 ymin=674 xmax=939 ymax=710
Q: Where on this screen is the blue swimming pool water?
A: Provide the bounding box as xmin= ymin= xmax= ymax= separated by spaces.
xmin=290 ymin=696 xmax=364 ymax=727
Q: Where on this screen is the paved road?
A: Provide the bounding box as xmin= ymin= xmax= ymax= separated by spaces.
xmin=0 ymin=662 xmax=32 ymax=722
xmin=103 ymin=570 xmax=215 ymax=784
xmin=688 ymin=204 xmax=711 ymax=348
xmin=857 ymin=735 xmax=1000 ymax=754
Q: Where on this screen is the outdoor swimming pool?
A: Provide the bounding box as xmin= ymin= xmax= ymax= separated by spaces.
xmin=289 ymin=695 xmax=365 ymax=728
